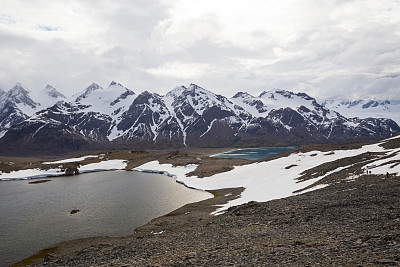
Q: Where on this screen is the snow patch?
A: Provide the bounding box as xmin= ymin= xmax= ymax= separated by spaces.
xmin=0 ymin=160 xmax=127 ymax=181
xmin=42 ymin=155 xmax=99 ymax=164
xmin=135 ymin=142 xmax=389 ymax=214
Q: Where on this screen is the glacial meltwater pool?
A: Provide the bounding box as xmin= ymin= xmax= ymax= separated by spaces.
xmin=211 ymin=146 xmax=295 ymax=160
xmin=0 ymin=171 xmax=211 ymax=266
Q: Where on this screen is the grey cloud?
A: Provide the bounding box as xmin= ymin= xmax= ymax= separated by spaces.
xmin=0 ymin=0 xmax=400 ymax=102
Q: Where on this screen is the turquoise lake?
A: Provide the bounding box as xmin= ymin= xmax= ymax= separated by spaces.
xmin=212 ymin=146 xmax=295 ymax=160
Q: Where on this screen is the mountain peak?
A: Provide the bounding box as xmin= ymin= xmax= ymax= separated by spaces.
xmin=10 ymin=83 xmax=30 ymax=94
xmin=259 ymin=91 xmax=273 ymax=99
xmin=166 ymin=86 xmax=187 ymax=98
xmin=43 ymin=84 xmax=66 ymax=99
xmin=75 ymin=83 xmax=103 ymax=102
xmin=88 ymin=82 xmax=102 ymax=90
xmin=189 ymin=83 xmax=201 ymax=90
xmin=2 ymin=83 xmax=37 ymax=109
xmin=107 ymin=81 xmax=132 ymax=92
xmin=232 ymin=92 xmax=254 ymax=99
xmin=187 ymin=84 xmax=217 ymax=97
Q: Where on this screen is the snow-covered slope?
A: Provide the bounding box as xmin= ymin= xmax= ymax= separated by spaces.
xmin=323 ymin=99 xmax=400 ymax=125
xmin=0 ymin=83 xmax=38 ymax=115
xmin=135 ymin=135 xmax=400 ymax=213
xmin=0 ymin=83 xmax=38 ymax=137
xmin=0 ymin=83 xmax=67 ymax=138
xmin=71 ymin=81 xmax=136 ymax=120
xmin=164 ymin=84 xmax=251 ymax=146
xmin=3 ymin=135 xmax=398 ymax=217
xmin=31 ymin=84 xmax=66 ymax=109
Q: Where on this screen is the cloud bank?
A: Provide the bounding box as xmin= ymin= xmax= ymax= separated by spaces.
xmin=0 ymin=0 xmax=399 ymax=100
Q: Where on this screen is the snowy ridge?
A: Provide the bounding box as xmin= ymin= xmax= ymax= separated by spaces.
xmin=323 ymin=99 xmax=400 ymax=125
xmin=164 ymin=88 xmax=187 ymax=145
xmin=0 ymin=82 xmax=399 ymax=152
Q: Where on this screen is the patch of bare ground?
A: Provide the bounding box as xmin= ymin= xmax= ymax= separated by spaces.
xmin=380 ymin=137 xmax=400 ymax=149
xmin=9 ymin=139 xmax=400 ymax=266
xmin=1 ymin=148 xmax=251 ymax=179
xmin=27 ymin=174 xmax=400 ymax=266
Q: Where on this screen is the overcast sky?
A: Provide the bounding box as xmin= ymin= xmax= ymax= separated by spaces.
xmin=0 ymin=0 xmax=399 ymax=101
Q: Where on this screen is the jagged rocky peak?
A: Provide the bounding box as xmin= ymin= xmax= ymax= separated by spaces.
xmin=9 ymin=82 xmax=30 ymax=95
xmin=323 ymin=99 xmax=394 ymax=109
xmin=125 ymin=91 xmax=156 ymax=109
xmin=362 ymin=100 xmax=391 ymax=108
xmin=189 ymin=83 xmax=200 ymax=90
xmin=259 ymin=90 xmax=275 ymax=99
xmin=187 ymin=83 xmax=222 ymax=98
xmin=187 ymin=83 xmax=212 ymax=94
xmin=107 ymin=81 xmax=134 ymax=94
xmin=43 ymin=84 xmax=66 ymax=99
xmin=75 ymin=83 xmax=103 ymax=102
xmin=232 ymin=92 xmax=254 ymax=99
xmin=5 ymin=83 xmax=37 ymax=108
xmin=0 ymin=87 xmax=4 ymax=97
xmin=135 ymin=90 xmax=155 ymax=101
xmin=166 ymin=85 xmax=187 ymax=98
xmin=108 ymin=81 xmax=130 ymax=90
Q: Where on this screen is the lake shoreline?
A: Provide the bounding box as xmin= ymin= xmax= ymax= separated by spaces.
xmin=14 ymin=187 xmax=244 ymax=266
xmin=5 ymin=142 xmax=382 ymax=266
xmin=17 ymin=172 xmax=400 ymax=266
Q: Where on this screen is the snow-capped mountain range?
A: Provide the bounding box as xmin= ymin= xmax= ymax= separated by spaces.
xmin=0 ymin=82 xmax=399 ymax=155
xmin=323 ymin=99 xmax=400 ymax=125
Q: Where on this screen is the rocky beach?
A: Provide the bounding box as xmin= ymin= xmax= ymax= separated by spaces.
xmin=17 ymin=171 xmax=400 ymax=266
xmin=3 ymin=136 xmax=400 ymax=266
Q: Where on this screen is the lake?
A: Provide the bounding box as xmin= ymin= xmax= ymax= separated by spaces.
xmin=0 ymin=171 xmax=211 ymax=266
xmin=211 ymin=146 xmax=295 ymax=160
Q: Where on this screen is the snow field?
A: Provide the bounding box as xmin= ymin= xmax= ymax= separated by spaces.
xmin=135 ymin=140 xmax=397 ymax=214
xmin=0 ymin=160 xmax=127 ymax=181
xmin=1 ymin=136 xmax=399 ymax=215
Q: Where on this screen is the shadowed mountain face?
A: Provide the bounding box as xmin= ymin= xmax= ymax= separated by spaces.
xmin=0 ymin=83 xmax=399 ymax=155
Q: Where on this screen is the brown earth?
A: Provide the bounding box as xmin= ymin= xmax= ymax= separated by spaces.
xmin=20 ymin=173 xmax=400 ymax=267
xmin=7 ymin=138 xmax=400 ymax=266
xmin=0 ymin=148 xmax=252 ymax=179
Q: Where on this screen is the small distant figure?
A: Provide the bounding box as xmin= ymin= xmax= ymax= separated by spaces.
xmin=386 ymin=172 xmax=389 ymax=178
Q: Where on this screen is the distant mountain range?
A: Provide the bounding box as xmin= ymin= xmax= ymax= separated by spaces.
xmin=322 ymin=99 xmax=400 ymax=125
xmin=0 ymin=82 xmax=399 ymax=155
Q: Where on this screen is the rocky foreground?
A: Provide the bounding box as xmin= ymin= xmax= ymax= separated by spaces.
xmin=20 ymin=171 xmax=399 ymax=266
xmin=8 ymin=137 xmax=399 ymax=266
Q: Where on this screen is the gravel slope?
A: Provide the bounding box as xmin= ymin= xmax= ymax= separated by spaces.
xmin=20 ymin=173 xmax=400 ymax=266
xmin=10 ymin=137 xmax=400 ymax=266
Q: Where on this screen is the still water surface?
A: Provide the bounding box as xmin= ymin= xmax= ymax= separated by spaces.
xmin=212 ymin=146 xmax=295 ymax=160
xmin=0 ymin=171 xmax=211 ymax=266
